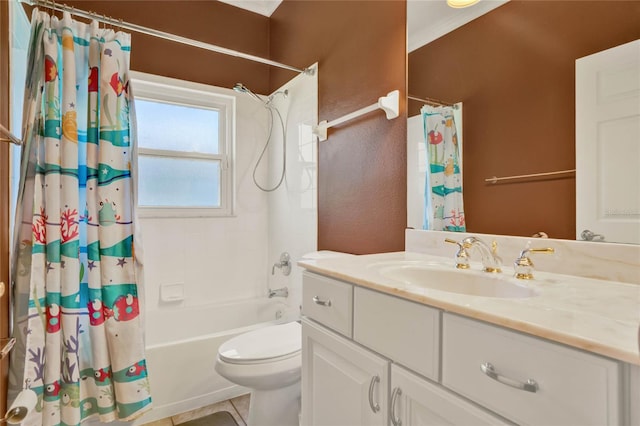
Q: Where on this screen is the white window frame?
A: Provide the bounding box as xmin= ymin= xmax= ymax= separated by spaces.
xmin=131 ymin=71 xmax=236 ymax=217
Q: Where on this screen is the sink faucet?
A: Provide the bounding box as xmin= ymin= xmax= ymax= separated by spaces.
xmin=514 ymin=247 xmax=555 ymax=279
xmin=446 ymin=236 xmax=502 ymax=273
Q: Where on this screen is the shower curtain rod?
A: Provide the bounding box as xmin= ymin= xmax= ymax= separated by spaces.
xmin=24 ymin=0 xmax=314 ymax=76
xmin=0 ymin=123 xmax=22 ymax=146
xmin=408 ymin=95 xmax=458 ymax=109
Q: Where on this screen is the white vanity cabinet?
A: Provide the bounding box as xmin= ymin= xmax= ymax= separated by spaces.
xmin=301 ymin=271 xmax=630 ymax=426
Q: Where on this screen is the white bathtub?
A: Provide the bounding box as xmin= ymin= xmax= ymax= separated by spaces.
xmin=136 ymin=297 xmax=297 ymax=424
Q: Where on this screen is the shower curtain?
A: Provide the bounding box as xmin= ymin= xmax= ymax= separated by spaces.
xmin=9 ymin=9 xmax=151 ymax=424
xmin=422 ymin=105 xmax=466 ymax=232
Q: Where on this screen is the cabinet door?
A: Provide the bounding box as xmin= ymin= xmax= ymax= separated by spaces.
xmin=390 ymin=365 xmax=511 ymax=426
xmin=302 ymin=319 xmax=388 ymax=426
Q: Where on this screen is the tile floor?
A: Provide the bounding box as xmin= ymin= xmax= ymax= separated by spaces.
xmin=144 ymin=394 xmax=250 ymax=426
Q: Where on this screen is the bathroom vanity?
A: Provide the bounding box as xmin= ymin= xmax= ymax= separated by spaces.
xmin=299 ymin=247 xmax=640 ymax=426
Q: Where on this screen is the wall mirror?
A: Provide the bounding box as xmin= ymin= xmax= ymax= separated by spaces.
xmin=407 ymin=0 xmax=640 ymax=244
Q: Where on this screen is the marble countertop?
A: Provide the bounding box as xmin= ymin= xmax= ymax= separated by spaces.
xmin=299 ymin=251 xmax=640 ymax=366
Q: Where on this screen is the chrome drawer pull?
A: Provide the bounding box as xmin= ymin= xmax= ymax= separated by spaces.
xmin=480 ymin=362 xmax=539 ymax=393
xmin=312 ymin=296 xmax=332 ymax=307
xmin=368 ymin=375 xmax=380 ymax=413
xmin=390 ymin=387 xmax=402 ymax=426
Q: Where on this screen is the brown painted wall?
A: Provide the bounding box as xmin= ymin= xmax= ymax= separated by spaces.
xmin=270 ymin=0 xmax=408 ymax=254
xmin=409 ymin=1 xmax=640 ymax=239
xmin=61 ymin=1 xmax=273 ymax=94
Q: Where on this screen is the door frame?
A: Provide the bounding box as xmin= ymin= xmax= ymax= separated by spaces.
xmin=1 ymin=0 xmax=11 ymax=416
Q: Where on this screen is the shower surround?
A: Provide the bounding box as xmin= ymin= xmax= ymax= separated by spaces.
xmin=133 ymin=69 xmax=318 ymax=423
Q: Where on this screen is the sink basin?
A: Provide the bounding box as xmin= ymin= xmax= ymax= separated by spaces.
xmin=378 ymin=264 xmax=537 ymax=298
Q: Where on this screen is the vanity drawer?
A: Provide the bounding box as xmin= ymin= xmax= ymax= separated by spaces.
xmin=442 ymin=313 xmax=621 ymax=426
xmin=354 ymin=287 xmax=440 ymax=380
xmin=302 ymin=272 xmax=353 ymax=337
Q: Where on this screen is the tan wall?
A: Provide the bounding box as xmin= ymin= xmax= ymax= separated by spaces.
xmin=270 ymin=0 xmax=408 ymax=254
xmin=409 ymin=0 xmax=640 ymax=239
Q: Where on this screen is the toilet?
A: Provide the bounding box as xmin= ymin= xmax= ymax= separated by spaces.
xmin=215 ymin=321 xmax=301 ymax=426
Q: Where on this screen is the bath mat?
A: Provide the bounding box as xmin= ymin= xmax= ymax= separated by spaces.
xmin=179 ymin=411 xmax=239 ymax=426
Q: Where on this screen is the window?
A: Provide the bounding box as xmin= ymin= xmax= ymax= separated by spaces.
xmin=131 ymin=71 xmax=235 ymax=217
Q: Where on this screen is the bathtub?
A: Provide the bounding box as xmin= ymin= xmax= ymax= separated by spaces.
xmin=135 ymin=297 xmax=298 ymax=424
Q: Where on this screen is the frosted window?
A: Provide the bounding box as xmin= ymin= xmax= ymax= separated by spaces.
xmin=136 ymin=99 xmax=219 ymax=154
xmin=132 ymin=71 xmax=234 ymax=217
xmin=138 ymin=157 xmax=220 ymax=207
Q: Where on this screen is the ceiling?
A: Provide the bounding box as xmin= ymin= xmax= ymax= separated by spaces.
xmin=407 ymin=0 xmax=508 ymax=51
xmin=218 ymin=0 xmax=283 ymax=17
xmin=219 ymin=0 xmax=508 ymax=51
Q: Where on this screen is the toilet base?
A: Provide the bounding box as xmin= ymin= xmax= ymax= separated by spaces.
xmin=247 ymin=381 xmax=300 ymax=426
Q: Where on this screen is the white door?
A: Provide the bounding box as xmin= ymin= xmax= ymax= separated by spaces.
xmin=576 ymin=39 xmax=640 ymax=244
xmin=390 ymin=364 xmax=509 ymax=426
xmin=301 ymin=319 xmax=388 ymax=426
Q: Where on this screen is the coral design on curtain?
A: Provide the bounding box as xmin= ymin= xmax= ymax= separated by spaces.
xmin=9 ymin=10 xmax=151 ymax=424
xmin=422 ymin=105 xmax=466 ymax=232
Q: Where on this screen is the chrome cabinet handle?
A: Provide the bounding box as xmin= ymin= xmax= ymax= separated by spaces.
xmin=390 ymin=387 xmax=402 ymax=426
xmin=312 ymin=296 xmax=332 ymax=307
xmin=480 ymin=362 xmax=538 ymax=393
xmin=368 ymin=375 xmax=380 ymax=413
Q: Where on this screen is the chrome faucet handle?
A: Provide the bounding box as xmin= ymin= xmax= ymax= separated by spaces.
xmin=272 ymin=252 xmax=292 ymax=276
xmin=444 ymin=238 xmax=471 ymax=269
xmin=514 ymin=247 xmax=555 ymax=280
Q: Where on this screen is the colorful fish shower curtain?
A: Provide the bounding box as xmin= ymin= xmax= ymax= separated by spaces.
xmin=9 ymin=9 xmax=151 ymax=424
xmin=422 ymin=105 xmax=466 ymax=232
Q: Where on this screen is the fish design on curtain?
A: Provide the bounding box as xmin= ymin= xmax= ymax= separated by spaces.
xmin=422 ymin=105 xmax=466 ymax=232
xmin=9 ymin=9 xmax=151 ymax=424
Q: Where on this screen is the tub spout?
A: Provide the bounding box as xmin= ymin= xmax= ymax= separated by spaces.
xmin=268 ymin=287 xmax=289 ymax=298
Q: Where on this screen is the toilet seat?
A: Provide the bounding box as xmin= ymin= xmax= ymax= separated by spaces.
xmin=218 ymin=321 xmax=301 ymax=365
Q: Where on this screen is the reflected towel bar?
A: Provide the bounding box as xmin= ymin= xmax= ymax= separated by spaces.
xmin=486 ymin=169 xmax=576 ymax=184
xmin=408 ymin=95 xmax=459 ymax=109
xmin=313 ymin=90 xmax=400 ymax=141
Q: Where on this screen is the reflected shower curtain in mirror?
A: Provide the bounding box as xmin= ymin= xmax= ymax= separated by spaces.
xmin=422 ymin=105 xmax=466 ymax=231
xmin=9 ymin=9 xmax=151 ymax=424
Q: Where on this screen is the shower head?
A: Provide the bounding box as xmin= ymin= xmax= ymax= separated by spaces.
xmin=233 ymin=82 xmax=266 ymax=104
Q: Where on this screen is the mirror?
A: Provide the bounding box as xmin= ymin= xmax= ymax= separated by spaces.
xmin=407 ymin=0 xmax=640 ymax=243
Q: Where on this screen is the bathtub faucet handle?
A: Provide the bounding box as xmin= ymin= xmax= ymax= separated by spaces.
xmin=272 ymin=252 xmax=292 ymax=276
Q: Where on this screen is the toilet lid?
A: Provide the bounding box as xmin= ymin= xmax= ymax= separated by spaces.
xmin=218 ymin=322 xmax=301 ymax=363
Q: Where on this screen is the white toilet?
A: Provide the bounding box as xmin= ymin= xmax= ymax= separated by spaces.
xmin=215 ymin=321 xmax=301 ymax=426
